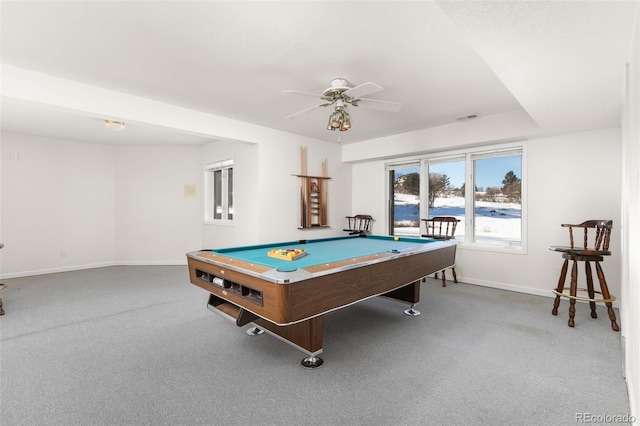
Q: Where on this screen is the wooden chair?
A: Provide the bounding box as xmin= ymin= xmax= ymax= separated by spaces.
xmin=344 ymin=215 xmax=373 ymax=235
xmin=550 ymin=220 xmax=619 ymax=331
xmin=421 ymin=217 xmax=460 ymax=286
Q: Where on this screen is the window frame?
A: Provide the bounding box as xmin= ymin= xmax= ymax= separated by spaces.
xmin=386 ymin=141 xmax=527 ymax=254
xmin=204 ymin=157 xmax=234 ymax=226
xmin=385 ymin=160 xmax=421 ymax=236
xmin=468 ymin=146 xmax=525 ymax=251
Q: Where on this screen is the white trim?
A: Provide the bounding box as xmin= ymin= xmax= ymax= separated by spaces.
xmin=205 ymin=158 xmax=234 ymax=170
xmin=0 ymin=262 xmax=116 ymax=279
xmin=114 ymin=260 xmax=188 ymax=266
xmin=460 ymin=276 xmax=621 ymax=309
xmin=204 ymin=156 xmax=234 ymax=223
xmin=385 ymin=159 xmax=421 ymax=170
xmin=0 ymin=260 xmax=188 ymax=279
xmin=204 ymin=220 xmax=235 ymax=227
xmin=628 ymin=377 xmax=637 ymax=423
xmin=457 ymin=241 xmax=526 ymax=254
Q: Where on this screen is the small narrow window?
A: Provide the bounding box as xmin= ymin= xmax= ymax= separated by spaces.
xmin=205 ymin=158 xmax=234 ymax=224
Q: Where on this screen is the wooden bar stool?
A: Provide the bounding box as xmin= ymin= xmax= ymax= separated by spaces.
xmin=550 ymin=220 xmax=619 ymax=331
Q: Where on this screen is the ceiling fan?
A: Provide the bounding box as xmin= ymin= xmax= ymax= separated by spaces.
xmin=284 ymin=78 xmax=403 ymax=131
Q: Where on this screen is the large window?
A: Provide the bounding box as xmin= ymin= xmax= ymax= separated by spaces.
xmin=205 ymin=158 xmax=234 ymax=224
xmin=387 ymin=143 xmax=525 ymax=250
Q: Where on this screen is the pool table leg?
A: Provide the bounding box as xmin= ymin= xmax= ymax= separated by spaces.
xmin=384 ymin=280 xmax=421 ymax=316
xmin=403 ymin=304 xmax=421 ymax=316
xmin=246 ymin=325 xmax=323 ymax=368
xmin=301 ymin=355 xmax=324 ymax=369
xmin=251 ymin=315 xmax=325 ymax=369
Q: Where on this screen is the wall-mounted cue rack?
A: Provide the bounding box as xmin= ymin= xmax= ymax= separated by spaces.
xmin=294 ymin=147 xmax=331 ymax=229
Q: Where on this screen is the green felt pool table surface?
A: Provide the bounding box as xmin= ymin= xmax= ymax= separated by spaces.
xmin=211 ymin=234 xmax=440 ymax=271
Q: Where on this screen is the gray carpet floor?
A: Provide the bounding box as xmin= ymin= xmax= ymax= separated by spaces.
xmin=0 ymin=266 xmax=630 ymax=426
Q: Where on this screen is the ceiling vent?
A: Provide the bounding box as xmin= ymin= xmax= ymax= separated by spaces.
xmin=456 ymin=114 xmax=479 ymax=122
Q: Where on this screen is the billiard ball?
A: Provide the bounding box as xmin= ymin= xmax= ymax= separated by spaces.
xmin=394 ymin=236 xmax=399 ymax=241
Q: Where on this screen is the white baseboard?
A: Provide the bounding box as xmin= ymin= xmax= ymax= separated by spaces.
xmin=456 ymin=276 xmax=621 ymax=308
xmin=628 ymin=377 xmax=637 ymax=421
xmin=461 ymin=276 xmax=554 ymax=298
xmin=115 ymin=260 xmax=188 ymax=266
xmin=0 ymin=262 xmax=116 ymax=279
xmin=0 ymin=260 xmax=188 ymax=279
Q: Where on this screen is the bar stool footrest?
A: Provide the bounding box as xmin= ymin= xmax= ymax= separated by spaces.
xmin=552 ymin=288 xmax=616 ymax=304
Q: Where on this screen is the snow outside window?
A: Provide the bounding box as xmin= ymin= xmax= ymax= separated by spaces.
xmin=387 ymin=143 xmax=526 ymax=252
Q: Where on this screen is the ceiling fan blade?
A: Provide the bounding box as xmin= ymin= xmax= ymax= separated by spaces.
xmin=285 ymin=104 xmax=326 ymax=119
xmin=343 ymin=82 xmax=383 ymax=99
xmin=283 ymin=90 xmax=332 ymax=100
xmin=353 ymin=97 xmax=403 ymax=113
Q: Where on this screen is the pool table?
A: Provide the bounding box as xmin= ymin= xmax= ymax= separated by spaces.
xmin=186 ymin=234 xmax=456 ymax=368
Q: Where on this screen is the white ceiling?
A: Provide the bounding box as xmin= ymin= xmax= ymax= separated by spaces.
xmin=1 ymin=1 xmax=638 ymax=146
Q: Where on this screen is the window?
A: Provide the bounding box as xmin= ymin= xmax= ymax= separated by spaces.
xmin=387 ymin=143 xmax=525 ymax=251
xmin=425 ymin=156 xmax=466 ymax=240
xmin=205 ymin=158 xmax=234 ymax=224
xmin=387 ymin=161 xmax=421 ymax=236
xmin=471 ymin=150 xmax=522 ymax=247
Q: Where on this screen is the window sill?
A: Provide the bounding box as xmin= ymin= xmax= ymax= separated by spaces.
xmin=204 ymin=220 xmax=234 ymax=227
xmin=456 ymin=241 xmax=527 ymax=255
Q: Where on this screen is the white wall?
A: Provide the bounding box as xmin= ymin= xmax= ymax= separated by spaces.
xmin=621 ymin=3 xmax=640 ymax=417
xmin=350 ymin=127 xmax=622 ymax=300
xmin=1 ymin=133 xmax=116 ymax=275
xmin=0 ymin=132 xmax=351 ymax=276
xmin=0 ymin=133 xmax=205 ymax=276
xmin=114 ymin=145 xmax=202 ymax=264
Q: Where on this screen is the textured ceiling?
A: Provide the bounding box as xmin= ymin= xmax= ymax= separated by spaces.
xmin=1 ymin=1 xmax=638 ymax=145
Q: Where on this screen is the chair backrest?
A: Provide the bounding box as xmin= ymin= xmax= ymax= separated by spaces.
xmin=562 ymin=220 xmax=612 ymax=252
xmin=345 ymin=215 xmax=373 ymax=234
xmin=421 ymin=216 xmax=459 ymax=240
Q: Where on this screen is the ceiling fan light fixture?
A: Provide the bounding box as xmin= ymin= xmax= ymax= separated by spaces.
xmin=340 ymin=112 xmax=351 ymax=131
xmin=327 ymin=106 xmax=351 ymax=131
xmin=286 ymin=78 xmax=400 ymax=133
xmin=327 ymin=111 xmax=338 ymax=130
xmin=104 ymin=119 xmax=125 ymax=131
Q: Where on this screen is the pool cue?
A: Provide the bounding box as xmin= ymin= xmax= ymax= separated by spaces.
xmin=300 ymin=146 xmax=307 ymax=227
xmin=321 ymin=160 xmax=327 ymax=225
